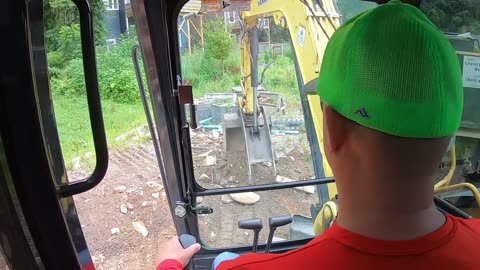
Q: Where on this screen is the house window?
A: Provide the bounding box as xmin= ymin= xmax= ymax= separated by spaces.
xmin=262 ymin=18 xmax=269 ymax=28
xmin=104 ymin=0 xmax=119 ymax=10
xmin=226 ymin=11 xmax=236 ymax=23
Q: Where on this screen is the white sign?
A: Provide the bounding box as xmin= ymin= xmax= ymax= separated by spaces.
xmin=297 ymin=26 xmax=306 ymax=48
xmin=463 ymin=55 xmax=480 ymax=89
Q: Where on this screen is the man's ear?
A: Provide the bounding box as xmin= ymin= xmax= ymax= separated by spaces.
xmin=323 ymin=105 xmax=348 ymax=153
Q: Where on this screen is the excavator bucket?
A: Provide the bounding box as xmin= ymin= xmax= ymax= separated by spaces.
xmin=223 ymin=111 xmax=245 ymax=152
xmin=223 ymin=108 xmax=276 ymax=182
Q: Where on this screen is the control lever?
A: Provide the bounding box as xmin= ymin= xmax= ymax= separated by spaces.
xmin=265 ymin=216 xmax=292 ymax=253
xmin=179 ymin=234 xmax=197 ymax=249
xmin=179 ymin=234 xmax=197 ymax=269
xmin=238 ymin=218 xmax=263 ymax=253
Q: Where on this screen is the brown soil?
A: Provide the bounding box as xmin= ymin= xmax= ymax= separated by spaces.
xmin=71 ymin=144 xmax=176 ymax=270
xmin=67 ymin=126 xmax=318 ymax=269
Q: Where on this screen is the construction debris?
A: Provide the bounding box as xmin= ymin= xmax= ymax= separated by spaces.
xmin=275 ymin=175 xmax=315 ymax=194
xmin=205 ymin=155 xmax=217 ymax=166
xmin=120 ymin=204 xmax=128 ymax=214
xmin=126 ymin=203 xmax=134 ymax=210
xmin=221 ymin=194 xmax=233 ymax=204
xmin=113 ymin=185 xmax=127 ymax=193
xmin=146 ymin=181 xmax=163 ymax=189
xmin=198 ymin=150 xmax=213 ymax=157
xmin=199 ymin=174 xmax=210 ymax=180
xmin=132 ymin=221 xmax=149 ymax=237
xmin=230 ymin=192 xmax=261 ymax=205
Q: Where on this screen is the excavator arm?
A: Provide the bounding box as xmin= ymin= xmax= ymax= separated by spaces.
xmin=239 ymin=0 xmax=340 ymax=113
xmin=236 ymin=0 xmax=340 ymax=190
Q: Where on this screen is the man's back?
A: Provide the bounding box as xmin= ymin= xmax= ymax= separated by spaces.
xmin=218 ymin=216 xmax=480 ymax=270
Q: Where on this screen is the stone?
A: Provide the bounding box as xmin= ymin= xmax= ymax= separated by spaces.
xmin=132 ymin=221 xmax=149 ymax=237
xmin=221 ymin=195 xmax=233 ymax=204
xmin=263 ymin=162 xmax=273 ymax=167
xmin=198 ymin=174 xmax=210 ymax=180
xmin=275 ymin=152 xmax=286 ymax=159
xmin=276 ymin=175 xmax=315 ymax=194
xmin=126 ymin=187 xmax=138 ymax=193
xmin=289 ymin=156 xmax=295 ymax=161
xmin=113 ymin=185 xmax=127 ymax=193
xmin=230 ymin=192 xmax=260 ymax=205
xmin=84 ymin=152 xmax=93 ymax=159
xmin=298 ymin=185 xmax=316 ymax=194
xmin=111 ymin=227 xmax=120 ymax=235
xmin=146 ymin=181 xmax=163 ymax=189
xmin=205 ymin=155 xmax=217 ymax=166
xmin=126 ymin=203 xmax=134 ymax=210
xmin=120 ymin=204 xmax=128 ymax=214
xmin=141 ymin=201 xmax=147 ymax=207
xmin=152 ymin=192 xmax=160 ymax=199
xmin=196 ymin=197 xmax=204 ymax=204
xmin=198 ymin=150 xmax=213 ymax=157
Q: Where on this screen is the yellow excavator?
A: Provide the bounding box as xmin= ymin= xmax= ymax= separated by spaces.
xmin=227 ymin=0 xmax=342 ymax=233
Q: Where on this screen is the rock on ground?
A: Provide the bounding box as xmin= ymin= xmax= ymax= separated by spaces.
xmin=132 ymin=221 xmax=149 ymax=237
xmin=276 ymin=175 xmax=315 ymax=194
xmin=221 ymin=194 xmax=233 ymax=204
xmin=230 ymin=192 xmax=260 ymax=205
xmin=120 ymin=204 xmax=128 ymax=214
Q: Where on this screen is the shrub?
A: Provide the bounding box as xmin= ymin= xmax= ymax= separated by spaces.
xmin=203 ymin=18 xmax=235 ymax=71
xmin=50 ymin=32 xmax=143 ymax=103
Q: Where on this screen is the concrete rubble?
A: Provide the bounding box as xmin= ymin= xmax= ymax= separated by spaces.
xmin=230 ymin=192 xmax=261 ymax=205
xmin=221 ymin=194 xmax=233 ymax=204
xmin=132 ymin=221 xmax=149 ymax=237
xmin=120 ymin=204 xmax=128 ymax=214
xmin=113 ymin=185 xmax=127 ymax=193
xmin=111 ymin=227 xmax=120 ymax=235
xmin=275 ymin=175 xmax=315 ymax=194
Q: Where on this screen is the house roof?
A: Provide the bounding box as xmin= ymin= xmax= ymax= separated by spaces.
xmin=180 ymin=0 xmax=202 ymax=14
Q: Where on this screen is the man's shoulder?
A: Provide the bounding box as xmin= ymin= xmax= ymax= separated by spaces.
xmin=453 ymin=216 xmax=480 ymax=233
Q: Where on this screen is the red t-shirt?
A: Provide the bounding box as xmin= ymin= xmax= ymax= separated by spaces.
xmin=217 ymin=215 xmax=480 ymax=270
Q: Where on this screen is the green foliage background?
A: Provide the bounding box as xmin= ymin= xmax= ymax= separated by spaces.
xmin=420 ymin=0 xmax=480 ymax=34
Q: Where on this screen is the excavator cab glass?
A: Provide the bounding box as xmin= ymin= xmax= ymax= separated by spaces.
xmin=0 ymin=0 xmax=479 ymax=269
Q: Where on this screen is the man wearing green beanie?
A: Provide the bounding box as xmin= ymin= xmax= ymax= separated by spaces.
xmin=156 ymin=1 xmax=480 ymax=269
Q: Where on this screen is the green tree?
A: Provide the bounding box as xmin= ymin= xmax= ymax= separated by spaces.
xmin=203 ymin=18 xmax=235 ymax=72
xmin=44 ymin=0 xmax=107 ymax=52
xmin=420 ymin=0 xmax=480 ymax=34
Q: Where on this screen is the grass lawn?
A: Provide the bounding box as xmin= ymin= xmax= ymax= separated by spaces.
xmin=52 ymin=95 xmax=147 ymax=165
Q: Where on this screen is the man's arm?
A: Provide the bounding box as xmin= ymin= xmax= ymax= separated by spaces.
xmin=156 ymin=237 xmax=201 ymax=270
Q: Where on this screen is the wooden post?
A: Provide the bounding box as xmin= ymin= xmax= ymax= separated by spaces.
xmin=187 ymin=19 xmax=192 ymax=54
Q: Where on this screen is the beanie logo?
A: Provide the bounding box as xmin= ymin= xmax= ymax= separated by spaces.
xmin=354 ymin=108 xmax=369 ymax=119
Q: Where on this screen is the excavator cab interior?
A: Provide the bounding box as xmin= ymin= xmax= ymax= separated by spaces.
xmin=1 ymin=0 xmax=479 ymax=269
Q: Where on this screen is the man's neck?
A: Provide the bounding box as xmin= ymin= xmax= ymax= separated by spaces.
xmin=335 ymin=175 xmax=446 ymax=240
